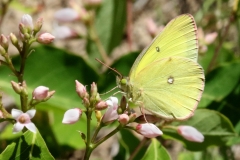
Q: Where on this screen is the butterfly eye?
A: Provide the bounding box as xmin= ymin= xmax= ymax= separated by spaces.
xmin=156 ymin=46 xmax=160 ymax=52
xmin=121 ymin=79 xmax=127 ymax=85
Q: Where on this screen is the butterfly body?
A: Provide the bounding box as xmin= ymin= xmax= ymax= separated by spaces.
xmin=118 ymin=14 xmax=205 ymax=120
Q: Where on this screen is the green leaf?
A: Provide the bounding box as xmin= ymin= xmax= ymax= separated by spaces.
xmin=163 ymin=109 xmax=236 ymax=151
xmin=0 ymin=131 xmax=54 ymax=160
xmin=142 ymin=138 xmax=171 ymax=160
xmin=199 ymin=61 xmax=240 ymax=107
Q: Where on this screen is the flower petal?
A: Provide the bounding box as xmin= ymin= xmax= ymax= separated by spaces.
xmin=62 ymin=108 xmax=82 ymax=124
xmin=109 ymin=97 xmax=118 ymax=105
xmin=177 ymin=125 xmax=204 ymax=143
xmin=11 ymin=109 xmax=23 ymax=119
xmin=26 ymin=109 xmax=36 ymax=119
xmin=13 ymin=122 xmax=24 ymax=134
xmin=136 ymin=123 xmax=163 ymax=138
xmin=25 ymin=122 xmax=37 ymax=133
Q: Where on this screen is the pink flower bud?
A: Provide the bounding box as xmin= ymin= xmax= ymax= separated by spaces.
xmin=177 ymin=125 xmax=204 ymax=143
xmin=10 ymin=33 xmax=18 ymax=46
xmin=21 ymin=14 xmax=33 ymax=30
xmin=102 ymin=97 xmax=119 ymax=123
xmin=204 ymin=32 xmax=218 ymax=45
xmin=37 ymin=33 xmax=55 ymax=44
xmin=52 ymin=26 xmax=77 ymax=40
xmin=32 ymin=86 xmax=49 ymax=101
xmin=118 ymin=114 xmax=129 ymax=125
xmin=146 ymin=18 xmax=158 ymax=37
xmin=54 ymin=8 xmax=80 ymax=22
xmin=75 ymin=80 xmax=87 ymax=98
xmin=90 ymin=82 xmax=97 ymax=99
xmin=11 ymin=81 xmax=21 ymax=94
xmin=34 ymin=17 xmax=43 ymax=33
xmin=95 ymin=101 xmax=108 ymax=110
xmin=0 ymin=45 xmax=6 ymax=56
xmin=136 ymin=123 xmax=163 ymax=138
xmin=0 ymin=34 xmax=8 ymax=50
xmin=0 ymin=110 xmax=3 ymax=118
xmin=62 ymin=108 xmax=82 ymax=124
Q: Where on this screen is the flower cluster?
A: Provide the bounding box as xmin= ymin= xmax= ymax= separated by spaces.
xmin=0 ymin=14 xmax=55 ymax=134
xmin=62 ymin=80 xmax=204 ymax=141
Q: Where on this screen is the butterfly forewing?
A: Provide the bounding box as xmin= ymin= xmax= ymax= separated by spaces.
xmin=130 ymin=14 xmax=198 ymax=78
xmin=130 ymin=57 xmax=204 ymax=120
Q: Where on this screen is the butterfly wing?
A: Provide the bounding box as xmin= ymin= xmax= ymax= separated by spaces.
xmin=130 ymin=14 xmax=198 ymax=78
xmin=130 ymin=57 xmax=204 ymax=120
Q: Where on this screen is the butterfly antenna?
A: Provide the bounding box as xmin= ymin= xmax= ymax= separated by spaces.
xmin=100 ymin=86 xmax=118 ymax=96
xmin=95 ymin=58 xmax=123 ymax=79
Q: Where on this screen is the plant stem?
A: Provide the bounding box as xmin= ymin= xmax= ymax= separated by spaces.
xmin=206 ymin=12 xmax=236 ymax=73
xmin=92 ymin=124 xmax=122 ymax=150
xmin=128 ymin=137 xmax=149 ymax=160
xmin=84 ymin=108 xmax=93 ymax=160
xmin=88 ymin=12 xmax=110 ymax=65
xmin=126 ymin=0 xmax=133 ymax=50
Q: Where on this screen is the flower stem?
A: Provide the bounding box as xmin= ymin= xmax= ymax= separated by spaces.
xmin=128 ymin=137 xmax=149 ymax=160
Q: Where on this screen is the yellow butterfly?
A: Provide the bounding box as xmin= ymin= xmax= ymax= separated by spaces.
xmin=117 ymin=14 xmax=205 ymax=120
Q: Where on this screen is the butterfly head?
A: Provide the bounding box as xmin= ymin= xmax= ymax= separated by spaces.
xmin=116 ymin=76 xmax=130 ymax=93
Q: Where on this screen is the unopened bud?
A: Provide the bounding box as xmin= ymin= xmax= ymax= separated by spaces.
xmin=37 ymin=33 xmax=55 ymax=44
xmin=21 ymin=81 xmax=28 ymax=96
xmin=95 ymin=93 xmax=101 ymax=102
xmin=32 ymin=86 xmax=49 ymax=101
xmin=19 ymin=23 xmax=27 ymax=35
xmin=0 ymin=110 xmax=3 ymax=118
xmin=83 ymin=97 xmax=90 ymax=107
xmin=21 ymin=14 xmax=33 ymax=32
xmin=62 ymin=108 xmax=82 ymax=124
xmin=11 ymin=81 xmax=21 ymax=94
xmin=75 ymin=80 xmax=88 ymax=99
xmin=95 ymin=110 xmax=102 ymax=122
xmin=177 ymin=126 xmax=204 ymax=143
xmin=95 ymin=101 xmax=108 ymax=110
xmin=10 ymin=33 xmax=19 ymax=47
xmin=136 ymin=123 xmax=163 ymax=138
xmin=118 ymin=114 xmax=129 ymax=125
xmin=90 ymin=82 xmax=97 ymax=99
xmin=52 ymin=26 xmax=78 ymax=40
xmin=34 ymin=17 xmax=43 ymax=33
xmin=129 ymin=113 xmax=137 ymax=123
xmin=0 ymin=45 xmax=6 ymax=56
xmin=45 ymin=90 xmax=55 ymax=101
xmin=0 ymin=34 xmax=9 ymax=50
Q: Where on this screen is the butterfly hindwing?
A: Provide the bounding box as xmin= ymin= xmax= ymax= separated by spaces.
xmin=130 ymin=57 xmax=204 ymax=120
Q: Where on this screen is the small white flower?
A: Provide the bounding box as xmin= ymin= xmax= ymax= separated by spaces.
xmin=62 ymin=108 xmax=82 ymax=124
xmin=11 ymin=109 xmax=37 ymax=133
xmin=136 ymin=123 xmax=163 ymax=138
xmin=177 ymin=125 xmax=204 ymax=143
xmin=102 ymin=97 xmax=119 ymax=123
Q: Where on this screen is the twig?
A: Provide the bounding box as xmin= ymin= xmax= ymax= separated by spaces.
xmin=207 ymin=13 xmax=236 ymax=73
xmin=126 ymin=0 xmax=133 ymax=51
